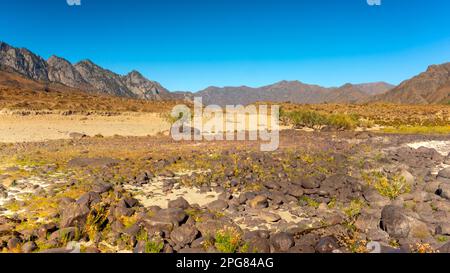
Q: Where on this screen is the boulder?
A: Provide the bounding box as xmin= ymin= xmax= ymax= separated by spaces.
xmin=170 ymin=224 xmax=198 ymax=247
xmin=168 ymin=197 xmax=190 ymax=210
xmin=438 ymin=183 xmax=450 ymax=200
xmin=207 ymin=200 xmax=229 ymax=211
xmin=49 ymin=227 xmax=79 ymax=242
xmin=196 ymin=220 xmax=240 ymax=238
xmin=380 ymin=206 xmax=411 ymax=238
xmin=270 ymin=232 xmax=294 ymax=252
xmin=380 ymin=205 xmax=431 ymax=239
xmin=315 ymin=236 xmax=340 ymax=253
xmin=21 ymin=241 xmax=37 ymax=253
xmin=60 ymin=203 xmax=90 ymax=228
xmin=301 ymin=178 xmax=320 ymax=189
xmin=248 ymin=195 xmax=268 ymax=209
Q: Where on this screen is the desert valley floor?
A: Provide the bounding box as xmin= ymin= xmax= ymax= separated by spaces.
xmin=1 ymin=108 xmax=450 ymax=253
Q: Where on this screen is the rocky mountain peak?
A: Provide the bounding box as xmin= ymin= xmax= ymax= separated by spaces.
xmin=47 ymin=55 xmax=92 ymax=90
xmin=372 ymin=62 xmax=450 ymax=104
xmin=0 ymin=41 xmax=49 ymax=81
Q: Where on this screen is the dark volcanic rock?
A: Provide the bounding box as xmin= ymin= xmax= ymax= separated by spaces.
xmin=270 ymin=232 xmax=294 ymax=252
xmin=380 ymin=206 xmax=411 ymax=238
xmin=170 ymin=224 xmax=199 ymax=247
xmin=60 ymin=203 xmax=90 ymax=228
xmin=315 ymin=236 xmax=340 ymax=253
xmin=248 ymin=195 xmax=269 ymax=209
xmin=168 ymin=197 xmax=190 ymax=210
xmin=21 ymin=241 xmax=38 ymax=253
xmin=67 ymin=157 xmax=120 ymax=169
xmin=301 ymin=178 xmax=320 ymax=189
xmin=207 ymin=199 xmax=229 ymax=211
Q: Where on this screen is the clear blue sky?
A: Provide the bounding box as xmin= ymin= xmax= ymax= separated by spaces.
xmin=1 ymin=0 xmax=450 ymax=91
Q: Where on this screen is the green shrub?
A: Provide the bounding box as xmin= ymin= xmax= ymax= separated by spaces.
xmin=327 ymin=114 xmax=357 ymax=130
xmin=215 ymin=227 xmax=243 ymax=253
xmin=343 ymin=199 xmax=365 ymax=219
xmin=283 ymin=110 xmax=360 ymax=131
xmin=137 ymin=230 xmax=164 ymax=253
xmin=373 ymin=174 xmax=411 ymax=200
xmin=286 ymin=110 xmax=327 ymax=130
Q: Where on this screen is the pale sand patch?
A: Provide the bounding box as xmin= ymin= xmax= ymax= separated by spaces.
xmin=406 ymin=140 xmax=450 ymax=156
xmin=124 ymin=171 xmax=219 ymax=209
xmin=0 ymin=112 xmax=171 ymax=143
xmin=406 ymin=140 xmax=450 ymax=174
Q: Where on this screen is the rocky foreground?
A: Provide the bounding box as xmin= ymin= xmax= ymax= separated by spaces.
xmin=1 ymin=131 xmax=450 ymax=253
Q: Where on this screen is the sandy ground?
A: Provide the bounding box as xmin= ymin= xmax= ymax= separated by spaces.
xmin=0 ymin=112 xmax=171 ymax=143
xmin=0 ymin=111 xmax=286 ymax=143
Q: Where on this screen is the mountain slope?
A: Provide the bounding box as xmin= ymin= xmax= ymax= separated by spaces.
xmin=0 ymin=41 xmax=172 ymax=101
xmin=373 ymin=63 xmax=450 ymax=104
xmin=194 ymin=81 xmax=392 ymax=106
xmin=47 ymin=55 xmax=94 ymax=91
xmin=0 ymin=42 xmax=49 ymax=81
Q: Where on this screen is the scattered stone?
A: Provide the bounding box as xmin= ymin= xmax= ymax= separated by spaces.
xmin=170 ymin=224 xmax=198 ymax=247
xmin=438 ymin=242 xmax=450 ymax=253
xmin=69 ymin=132 xmax=87 ymax=140
xmin=315 ymin=236 xmax=340 ymax=253
xmin=60 ymin=203 xmax=90 ymax=228
xmin=168 ymin=197 xmax=190 ymax=210
xmin=259 ymin=212 xmax=281 ymax=222
xmin=435 ymin=224 xmax=450 ymax=236
xmin=76 ymin=191 xmax=101 ymax=208
xmin=92 ymin=182 xmax=113 ymax=194
xmin=248 ymin=195 xmax=268 ymax=209
xmin=247 ymin=237 xmax=271 ymax=253
xmin=21 ymin=241 xmax=37 ymax=253
xmin=270 ymin=232 xmax=294 ymax=252
xmin=301 ymin=178 xmax=320 ymax=189
xmin=380 ymin=206 xmax=411 ymax=238
xmin=207 ymin=199 xmax=229 ymax=211
xmin=7 ymin=237 xmax=21 ymax=250
xmin=49 ymin=227 xmax=79 ymax=242
xmin=438 ymin=183 xmax=450 ymax=200
xmin=67 ymin=157 xmax=120 ymax=169
xmin=197 ymin=220 xmax=240 ymax=238
xmin=438 ymin=167 xmax=450 ymax=183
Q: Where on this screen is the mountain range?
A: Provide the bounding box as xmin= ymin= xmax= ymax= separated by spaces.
xmin=1 ymin=41 xmax=449 ymax=105
xmin=191 ymin=81 xmax=394 ymax=106
xmin=0 ymin=41 xmax=176 ymax=101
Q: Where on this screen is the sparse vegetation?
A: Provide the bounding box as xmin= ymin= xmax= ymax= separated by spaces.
xmin=383 ymin=125 xmax=450 ymax=135
xmin=364 ymin=172 xmax=411 ymax=200
xmin=299 ymin=196 xmax=320 ymax=208
xmin=85 ymin=204 xmax=109 ymax=241
xmin=214 ymin=227 xmax=244 ymax=253
xmin=281 ymin=109 xmax=367 ymax=131
xmin=136 ymin=230 xmax=164 ymax=253
xmin=343 ymin=199 xmax=365 ymax=219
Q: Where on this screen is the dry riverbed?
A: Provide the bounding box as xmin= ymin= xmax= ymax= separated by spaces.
xmin=0 ymin=111 xmax=171 ymax=143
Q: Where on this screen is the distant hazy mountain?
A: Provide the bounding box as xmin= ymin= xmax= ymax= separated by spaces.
xmin=0 ymin=41 xmax=174 ymax=101
xmin=372 ymin=63 xmax=450 ymax=104
xmin=192 ymin=81 xmax=394 ymax=106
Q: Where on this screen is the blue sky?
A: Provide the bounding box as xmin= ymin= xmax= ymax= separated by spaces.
xmin=1 ymin=0 xmax=450 ymax=91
